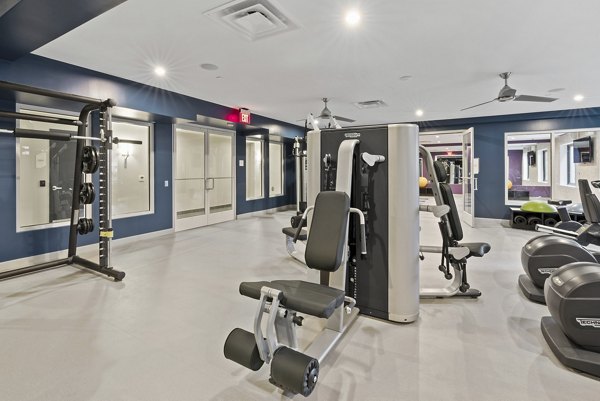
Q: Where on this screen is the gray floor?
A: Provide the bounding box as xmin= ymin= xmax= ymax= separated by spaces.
xmin=1 ymin=212 xmax=599 ymax=401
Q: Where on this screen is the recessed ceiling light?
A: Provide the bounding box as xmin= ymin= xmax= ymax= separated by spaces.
xmin=314 ymin=119 xmax=319 ymax=125
xmin=574 ymin=94 xmax=584 ymax=102
xmin=345 ymin=9 xmax=361 ymax=26
xmin=201 ymin=63 xmax=219 ymax=71
xmin=154 ymin=66 xmax=166 ymax=77
xmin=415 ymin=109 xmax=424 ymax=117
xmin=435 ymin=135 xmax=439 ymax=138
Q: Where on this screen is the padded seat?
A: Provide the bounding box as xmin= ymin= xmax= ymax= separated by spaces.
xmin=461 ymin=242 xmax=491 ymax=258
xmin=282 ymin=227 xmax=307 ymax=241
xmin=239 ymin=280 xmax=345 ymax=319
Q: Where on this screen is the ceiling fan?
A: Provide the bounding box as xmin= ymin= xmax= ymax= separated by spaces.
xmin=316 ymin=97 xmax=355 ymax=123
xmin=461 ymin=72 xmax=558 ymax=111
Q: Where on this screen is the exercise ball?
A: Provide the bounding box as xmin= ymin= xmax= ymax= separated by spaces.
xmin=521 ymin=201 xmax=557 ymax=214
xmin=418 ymin=176 xmax=428 ymax=188
xmin=507 ymin=180 xmax=513 ymax=190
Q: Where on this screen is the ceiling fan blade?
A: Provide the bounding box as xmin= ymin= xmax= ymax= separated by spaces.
xmin=460 ymin=99 xmax=498 ymax=111
xmin=333 ymin=115 xmax=355 ymax=123
xmin=514 ymin=94 xmax=558 ymax=103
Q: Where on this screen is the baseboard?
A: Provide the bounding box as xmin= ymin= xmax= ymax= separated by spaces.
xmin=237 ymin=205 xmax=295 ymax=219
xmin=0 ymin=228 xmax=174 ymax=273
xmin=474 ymin=217 xmax=506 ymax=227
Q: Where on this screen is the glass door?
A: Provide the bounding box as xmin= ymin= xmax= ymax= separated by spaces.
xmin=174 ymin=127 xmax=235 ymax=231
xmin=175 ymin=127 xmax=207 ymax=231
xmin=206 ymin=131 xmax=235 ymax=225
xmin=461 ymin=128 xmax=476 ymax=227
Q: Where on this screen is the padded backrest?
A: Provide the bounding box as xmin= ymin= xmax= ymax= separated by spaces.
xmin=579 ymin=179 xmax=600 ymax=223
xmin=305 ymin=191 xmax=350 ymax=272
xmin=439 ymin=183 xmax=464 ymax=241
xmin=433 ymin=161 xmax=448 ymax=183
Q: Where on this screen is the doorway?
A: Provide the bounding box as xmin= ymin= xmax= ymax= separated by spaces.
xmin=174 ymin=125 xmax=235 ymax=231
xmin=419 ymin=127 xmax=477 ymax=227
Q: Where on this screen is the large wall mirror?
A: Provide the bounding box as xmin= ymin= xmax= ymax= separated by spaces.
xmin=505 ymin=129 xmax=600 ymax=205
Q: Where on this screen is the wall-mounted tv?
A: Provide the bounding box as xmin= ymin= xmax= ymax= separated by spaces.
xmin=527 ymin=150 xmax=536 ymax=166
xmin=574 ymin=136 xmax=593 ymax=163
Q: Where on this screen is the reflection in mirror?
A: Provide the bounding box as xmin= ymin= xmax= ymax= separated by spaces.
xmin=505 ymin=129 xmax=600 ymax=206
xmin=505 ymin=132 xmax=552 ymax=203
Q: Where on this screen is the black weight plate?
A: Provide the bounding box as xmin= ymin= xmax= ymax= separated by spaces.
xmin=79 ymin=183 xmax=95 ymax=204
xmin=82 ymin=146 xmax=99 ymax=174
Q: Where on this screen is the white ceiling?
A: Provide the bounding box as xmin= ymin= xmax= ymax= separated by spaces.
xmin=34 ymin=0 xmax=600 ymax=126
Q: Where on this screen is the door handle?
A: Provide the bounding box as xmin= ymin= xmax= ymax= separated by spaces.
xmin=205 ymin=178 xmax=215 ymax=190
xmin=52 ymin=186 xmax=63 ymax=191
xmin=474 ymin=177 xmax=478 ymax=190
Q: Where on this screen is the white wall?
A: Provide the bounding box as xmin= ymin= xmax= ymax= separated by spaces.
xmin=521 ymin=142 xmax=551 ymax=186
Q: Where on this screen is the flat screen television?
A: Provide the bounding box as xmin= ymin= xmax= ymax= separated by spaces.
xmin=527 ymin=150 xmax=536 ymax=166
xmin=574 ymin=136 xmax=593 ymax=163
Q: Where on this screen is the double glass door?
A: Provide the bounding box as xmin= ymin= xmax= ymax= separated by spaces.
xmin=175 ymin=126 xmax=235 ymax=231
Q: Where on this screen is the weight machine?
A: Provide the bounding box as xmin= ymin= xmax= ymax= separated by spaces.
xmin=0 ymin=80 xmax=129 ymax=281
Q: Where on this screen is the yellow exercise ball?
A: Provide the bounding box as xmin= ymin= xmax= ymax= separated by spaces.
xmin=418 ymin=176 xmax=428 ymax=188
xmin=507 ymin=180 xmax=513 ymax=190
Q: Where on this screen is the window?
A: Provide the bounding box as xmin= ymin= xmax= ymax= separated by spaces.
xmin=16 ymin=107 xmax=80 ymax=230
xmin=538 ymin=149 xmax=549 ymax=182
xmin=246 ymin=138 xmax=263 ymax=199
xmin=567 ymin=143 xmax=576 ymax=185
xmin=269 ymin=141 xmax=284 ymax=197
xmin=111 ymin=120 xmax=153 ymax=216
xmin=522 ymin=151 xmax=530 ymax=180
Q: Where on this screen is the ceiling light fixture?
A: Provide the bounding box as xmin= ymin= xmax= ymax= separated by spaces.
xmin=345 ymin=9 xmax=361 ymax=26
xmin=154 ymin=66 xmax=166 ymax=77
xmin=574 ymin=94 xmax=584 ymax=102
xmin=415 ymin=109 xmax=424 ymax=117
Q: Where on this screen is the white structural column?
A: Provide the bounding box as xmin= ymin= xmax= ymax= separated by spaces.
xmin=388 ymin=124 xmax=420 ymax=322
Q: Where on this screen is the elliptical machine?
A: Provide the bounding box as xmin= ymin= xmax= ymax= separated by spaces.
xmin=519 ymin=180 xmax=600 ymax=304
xmin=542 ymin=262 xmax=600 ymax=377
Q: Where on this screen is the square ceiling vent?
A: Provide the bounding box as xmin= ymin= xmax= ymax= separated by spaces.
xmin=353 ymin=100 xmax=388 ymax=109
xmin=204 ymin=0 xmax=299 ymax=41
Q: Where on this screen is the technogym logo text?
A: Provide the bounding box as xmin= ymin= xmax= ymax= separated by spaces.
xmin=576 ymin=318 xmax=600 ymax=328
xmin=538 ymin=268 xmax=557 ymax=275
xmin=344 ymin=132 xmax=361 ymax=138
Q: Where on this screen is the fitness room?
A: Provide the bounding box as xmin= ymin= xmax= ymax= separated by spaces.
xmin=0 ymin=1 xmax=599 ymax=400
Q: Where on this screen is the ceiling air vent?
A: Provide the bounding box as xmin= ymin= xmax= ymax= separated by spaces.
xmin=353 ymin=100 xmax=388 ymax=109
xmin=204 ymin=0 xmax=299 ymax=41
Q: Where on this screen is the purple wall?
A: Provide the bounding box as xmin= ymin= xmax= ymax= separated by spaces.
xmin=508 ymin=149 xmax=523 ymax=185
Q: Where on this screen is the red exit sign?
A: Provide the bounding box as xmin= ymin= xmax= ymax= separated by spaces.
xmin=239 ymin=108 xmax=251 ymax=124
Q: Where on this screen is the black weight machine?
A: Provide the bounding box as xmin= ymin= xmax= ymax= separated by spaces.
xmin=0 ymin=80 xmax=129 ymax=281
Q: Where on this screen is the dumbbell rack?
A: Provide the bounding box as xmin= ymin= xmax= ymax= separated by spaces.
xmin=0 ymin=80 xmax=125 ymax=281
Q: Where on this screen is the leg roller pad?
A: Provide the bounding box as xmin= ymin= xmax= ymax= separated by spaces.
xmin=223 ymin=328 xmax=264 ymax=371
xmin=270 ymin=347 xmax=319 ymax=397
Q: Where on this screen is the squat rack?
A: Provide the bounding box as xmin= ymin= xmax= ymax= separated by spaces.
xmin=0 ymin=80 xmax=125 ymax=281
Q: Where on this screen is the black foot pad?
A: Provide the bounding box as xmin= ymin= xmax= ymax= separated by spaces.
xmin=541 ymin=316 xmax=600 ymax=378
xmin=518 ymin=274 xmax=546 ymax=304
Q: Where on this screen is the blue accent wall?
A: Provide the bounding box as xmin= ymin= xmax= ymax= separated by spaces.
xmin=0 ymin=55 xmax=303 ymax=262
xmin=418 ymin=108 xmax=600 ymax=219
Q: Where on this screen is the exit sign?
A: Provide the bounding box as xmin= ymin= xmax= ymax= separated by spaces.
xmin=239 ymin=108 xmax=251 ymax=124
